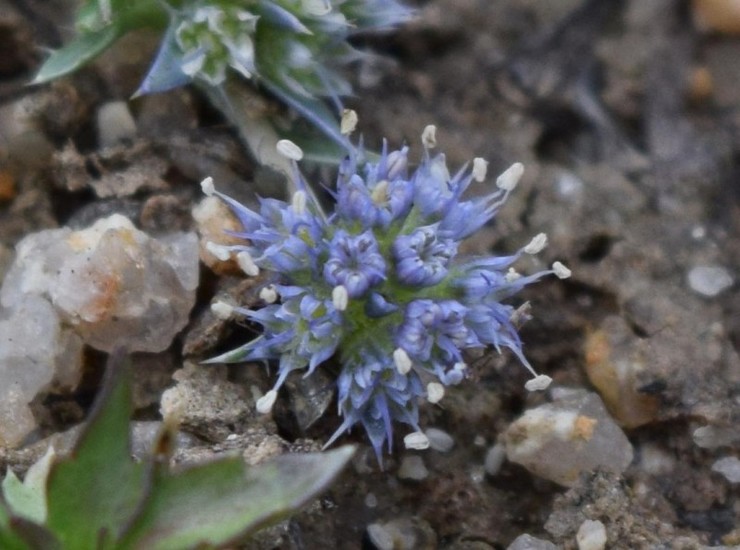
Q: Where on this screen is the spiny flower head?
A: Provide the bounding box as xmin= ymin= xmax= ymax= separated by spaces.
xmin=142 ymin=0 xmax=413 ymax=99
xmin=205 ymin=126 xmax=570 ymax=462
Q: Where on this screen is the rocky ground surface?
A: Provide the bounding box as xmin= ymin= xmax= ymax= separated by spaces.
xmin=1 ymin=0 xmax=739 ymax=548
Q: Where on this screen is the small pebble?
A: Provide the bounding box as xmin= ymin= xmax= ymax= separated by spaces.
xmin=576 ymin=519 xmax=607 ymax=550
xmin=364 ymin=492 xmax=378 ymax=508
xmin=693 ymin=425 xmax=740 ymax=448
xmin=97 ymin=101 xmax=137 ymax=147
xmin=426 ymin=427 xmax=455 ymax=453
xmin=484 ymin=443 xmax=507 ymax=476
xmin=687 ymin=265 xmax=733 ymax=297
xmin=398 ymin=455 xmax=429 ymax=481
xmin=507 ymin=534 xmax=558 ymax=550
xmin=367 ymin=523 xmax=394 ymax=550
xmin=712 ymin=456 xmax=740 ymax=483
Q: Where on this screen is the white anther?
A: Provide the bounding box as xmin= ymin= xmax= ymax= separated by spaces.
xmin=393 ymin=348 xmax=412 ymax=375
xmin=426 ymin=382 xmax=445 ymax=404
xmin=371 ymin=180 xmax=389 ymax=204
xmin=210 ymin=300 xmax=234 ymax=319
xmin=453 ymin=362 xmax=467 ymax=372
xmin=472 ymin=157 xmax=488 ymax=182
xmin=496 ymin=162 xmax=524 ymax=191
xmin=276 ymin=139 xmax=304 ymax=161
xmin=200 ymin=176 xmax=215 ymax=196
xmin=236 ymin=251 xmax=260 ymax=276
xmin=292 ymin=190 xmax=307 ymax=215
xmin=256 ymin=390 xmax=278 ymax=414
xmin=259 ymin=284 xmax=278 ymax=304
xmin=340 ymin=108 xmax=358 ymax=135
xmin=421 ymin=125 xmax=437 ymax=148
xmin=505 ymin=268 xmax=521 ymax=282
xmin=205 ymin=241 xmax=231 ymax=261
xmin=525 ymin=374 xmax=553 ymax=391
xmin=524 ymin=232 xmax=548 ymax=254
xmin=404 ymin=431 xmax=430 ymax=450
xmin=332 ymin=285 xmax=348 ymax=311
xmin=552 ymin=261 xmax=572 ymax=279
xmin=302 ymin=0 xmax=332 ymax=15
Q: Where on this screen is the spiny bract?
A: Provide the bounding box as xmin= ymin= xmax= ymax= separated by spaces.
xmin=204 ymin=126 xmax=570 ymax=462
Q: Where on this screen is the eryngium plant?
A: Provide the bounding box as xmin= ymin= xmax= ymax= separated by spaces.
xmin=205 ymin=126 xmax=571 ymax=461
xmin=34 ymin=0 xmax=411 ymax=146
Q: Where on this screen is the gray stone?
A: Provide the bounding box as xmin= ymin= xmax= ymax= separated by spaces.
xmin=504 ymin=390 xmax=633 ymax=486
xmin=507 ymin=534 xmax=558 ymax=550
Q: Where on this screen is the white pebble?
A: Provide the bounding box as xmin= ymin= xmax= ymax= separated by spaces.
xmin=364 ymin=492 xmax=378 ymax=508
xmin=426 ymin=427 xmax=455 ymax=453
xmin=97 ymin=101 xmax=137 ymax=147
xmin=367 ymin=523 xmax=394 ymax=550
xmin=576 ymin=519 xmax=607 ymax=550
xmin=712 ymin=456 xmax=740 ymax=483
xmin=484 ymin=443 xmax=507 ymax=476
xmin=687 ymin=265 xmax=733 ymax=297
xmin=398 ymin=455 xmax=429 ymax=480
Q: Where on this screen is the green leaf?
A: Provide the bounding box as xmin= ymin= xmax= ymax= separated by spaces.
xmin=32 ymin=24 xmax=123 ymax=84
xmin=118 ymin=446 xmax=355 ymax=550
xmin=45 ymin=351 xmax=146 ymax=549
xmin=1 ymin=447 xmax=55 ymax=524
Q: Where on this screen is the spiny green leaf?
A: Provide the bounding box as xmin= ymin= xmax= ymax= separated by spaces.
xmin=118 ymin=446 xmax=355 ymax=550
xmin=32 ymin=24 xmax=123 ymax=85
xmin=45 ymin=351 xmax=146 ymax=550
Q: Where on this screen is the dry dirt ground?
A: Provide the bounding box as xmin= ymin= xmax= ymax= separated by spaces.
xmin=1 ymin=0 xmax=739 ymax=548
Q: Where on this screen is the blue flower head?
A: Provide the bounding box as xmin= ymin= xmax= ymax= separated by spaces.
xmin=205 ymin=125 xmax=571 ymax=463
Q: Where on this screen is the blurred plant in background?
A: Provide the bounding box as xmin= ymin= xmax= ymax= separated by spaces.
xmin=34 ymin=0 xmax=412 ymax=164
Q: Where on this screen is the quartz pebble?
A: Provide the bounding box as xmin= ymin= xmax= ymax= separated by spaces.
xmin=504 ymin=389 xmax=633 ymax=486
xmin=0 ymin=215 xmax=199 ymax=447
xmin=484 ymin=443 xmax=507 ymax=476
xmin=0 ymin=295 xmax=83 ymax=447
xmin=507 ymin=534 xmax=558 ymax=550
xmin=576 ymin=519 xmax=607 ymax=550
xmin=398 ymin=455 xmax=429 ymax=480
xmin=426 ymin=427 xmax=455 ymax=452
xmin=687 ymin=265 xmax=733 ymax=297
xmin=1 ymin=214 xmax=199 ymax=352
xmin=711 ymin=456 xmax=740 ymax=483
xmin=97 ymin=101 xmax=137 ymax=147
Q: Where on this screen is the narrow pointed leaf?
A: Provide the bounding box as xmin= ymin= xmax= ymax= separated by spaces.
xmin=118 ymin=446 xmax=355 ymax=549
xmin=135 ymin=25 xmax=190 ymax=96
xmin=32 ymin=24 xmax=123 ymax=84
xmin=45 ymin=351 xmax=145 ymax=549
